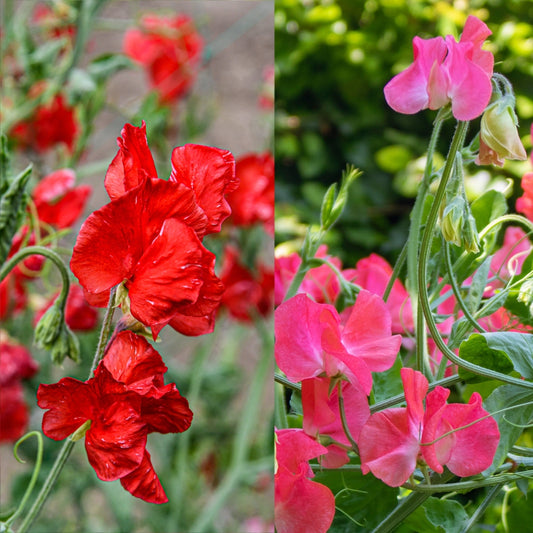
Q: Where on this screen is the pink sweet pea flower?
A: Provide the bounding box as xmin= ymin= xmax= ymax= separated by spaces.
xmin=275 ymin=290 xmax=401 ymax=394
xmin=275 ymin=428 xmax=335 ymax=533
xmin=302 ymin=377 xmax=370 ymax=468
xmin=384 ymin=15 xmax=493 ymax=121
xmin=343 ymin=253 xmax=414 ymax=335
xmin=359 ymin=368 xmax=500 ymax=487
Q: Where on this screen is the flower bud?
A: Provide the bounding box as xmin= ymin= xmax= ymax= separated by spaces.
xmin=34 ymin=300 xmax=64 ymax=348
xmin=440 ymin=197 xmax=465 ymax=247
xmin=517 ymin=279 xmax=533 ymax=314
xmin=476 ymin=98 xmax=527 ymax=167
xmin=463 ymin=214 xmax=480 ymax=254
xmin=51 ymin=324 xmax=80 ymax=365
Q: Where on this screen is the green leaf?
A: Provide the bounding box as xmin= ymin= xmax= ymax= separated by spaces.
xmin=471 ymin=189 xmax=507 ymax=233
xmin=29 ymin=38 xmax=66 ymax=66
xmin=1 ymin=135 xmax=11 ymax=189
xmin=0 ymin=165 xmax=32 ymax=264
xmin=458 ymin=333 xmax=515 ymax=382
xmin=68 ymin=68 xmax=97 ymax=98
xmin=397 ymin=497 xmax=469 ymax=533
xmin=479 ymin=332 xmax=533 ymax=379
xmin=87 ymin=53 xmax=132 ymax=83
xmin=372 ymin=357 xmax=403 ymax=404
xmin=466 ymin=255 xmax=491 ymax=314
xmin=483 ymin=385 xmax=533 ymax=475
xmin=313 ymin=468 xmax=398 ymax=532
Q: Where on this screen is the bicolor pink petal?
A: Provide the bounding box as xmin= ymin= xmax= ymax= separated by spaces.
xmin=275 ymin=294 xmax=342 ymax=382
xmin=384 ymin=36 xmax=447 ymax=115
xmin=359 ymin=408 xmax=420 ymax=487
xmin=437 ymin=392 xmax=500 ymax=477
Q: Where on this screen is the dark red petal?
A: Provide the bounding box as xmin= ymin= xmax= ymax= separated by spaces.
xmin=37 ymin=378 xmax=95 ymax=440
xmin=168 ymin=312 xmax=215 ymax=336
xmin=170 ymin=144 xmax=237 ymax=236
xmin=120 ymin=449 xmax=168 ymax=504
xmin=0 ymin=383 xmax=29 ymax=442
xmin=104 ymin=122 xmax=158 ymax=201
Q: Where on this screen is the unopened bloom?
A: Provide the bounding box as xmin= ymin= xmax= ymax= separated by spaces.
xmin=359 ymin=368 xmax=500 ymax=487
xmin=123 ymin=14 xmax=203 ymax=104
xmin=275 ymin=428 xmax=335 ymax=533
xmin=38 ymin=331 xmax=192 ymax=503
xmin=275 ymin=290 xmax=401 ymax=394
xmin=384 ymin=16 xmax=493 ymax=121
xmin=476 ymin=97 xmax=527 ymax=166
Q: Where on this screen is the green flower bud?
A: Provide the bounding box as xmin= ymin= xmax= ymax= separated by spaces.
xmin=477 ymin=98 xmax=527 ymax=166
xmin=440 ymin=197 xmax=465 ymax=247
xmin=34 ymin=301 xmax=64 ymax=349
xmin=51 ymin=325 xmax=80 ymax=365
xmin=463 ymin=214 xmax=480 ymax=254
xmin=517 ymin=279 xmax=533 ymax=313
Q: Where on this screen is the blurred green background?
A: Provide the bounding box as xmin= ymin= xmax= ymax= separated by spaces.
xmin=275 ymin=0 xmax=533 ymax=266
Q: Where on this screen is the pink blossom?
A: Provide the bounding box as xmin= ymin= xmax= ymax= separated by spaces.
xmin=274 ymin=245 xmax=341 ymax=306
xmin=343 ymin=253 xmax=414 ymax=335
xmin=275 ymin=428 xmax=335 ymax=533
xmin=359 ymin=368 xmax=500 ymax=487
xmin=275 ymin=290 xmax=401 ymax=394
xmin=384 ymin=16 xmax=493 ymax=121
xmin=301 ymin=377 xmax=370 ymax=468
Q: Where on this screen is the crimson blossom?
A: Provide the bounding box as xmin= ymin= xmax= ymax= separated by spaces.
xmin=71 ymin=122 xmax=237 ymax=338
xmin=32 ymin=168 xmax=91 ymax=229
xmin=0 ymin=333 xmax=39 ymax=442
xmin=384 ymin=15 xmax=493 ymax=121
xmin=10 ymin=90 xmax=78 ymax=153
xmin=123 ymin=14 xmax=203 ymax=104
xmin=275 ymin=290 xmax=402 ymax=395
xmin=359 ymin=368 xmax=500 ymax=487
xmin=226 ymin=152 xmax=275 ymax=235
xmin=275 ymin=428 xmax=335 ymax=533
xmin=38 ymin=330 xmax=192 ymax=503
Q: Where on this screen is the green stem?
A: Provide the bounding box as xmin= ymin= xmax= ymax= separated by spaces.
xmin=407 ymin=109 xmax=446 ymax=374
xmin=4 ymin=432 xmax=43 ymax=530
xmin=417 ymin=121 xmax=533 ymax=389
xmin=383 ymin=240 xmax=408 ymax=303
xmin=89 ymin=287 xmax=117 ymax=375
xmin=337 ymin=381 xmax=359 ymax=454
xmin=460 ymin=483 xmax=505 ymax=533
xmin=17 ymin=287 xmax=117 ymax=532
xmin=443 ymin=240 xmax=486 ymax=333
xmin=0 ymin=246 xmax=70 ymax=312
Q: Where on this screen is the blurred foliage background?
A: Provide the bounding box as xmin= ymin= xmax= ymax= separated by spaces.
xmin=275 ymin=0 xmax=533 ymax=267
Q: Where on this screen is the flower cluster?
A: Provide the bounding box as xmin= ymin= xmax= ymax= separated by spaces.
xmin=384 ymin=15 xmax=493 ymax=121
xmin=70 ymin=121 xmax=238 ymax=338
xmin=0 ymin=332 xmax=39 ymax=442
xmin=123 ymin=14 xmax=203 ymax=104
xmin=38 ymin=330 xmax=192 ymax=503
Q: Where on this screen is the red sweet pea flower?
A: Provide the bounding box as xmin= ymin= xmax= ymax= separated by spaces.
xmin=70 ymin=177 xmax=223 ymax=337
xmin=516 ymin=124 xmax=533 ymax=221
xmin=218 ymin=245 xmax=274 ymax=322
xmin=0 ymin=334 xmax=39 ymax=442
xmin=226 ymin=152 xmax=274 ymax=234
xmin=275 ymin=290 xmax=401 ymax=394
xmin=301 ymin=377 xmax=369 ymax=468
xmin=32 ymin=169 xmax=91 ymax=229
xmin=275 ymin=245 xmax=341 ymax=306
xmin=105 ymin=123 xmax=238 ymax=238
xmin=38 ymin=331 xmax=192 ymax=503
xmin=275 ymin=428 xmax=335 ymax=533
xmin=384 ymin=15 xmax=493 ymax=121
xmin=123 ymin=14 xmax=203 ymax=104
xmin=343 ymin=253 xmax=414 ymax=335
xmin=359 ymin=368 xmax=500 ymax=487
xmin=10 ymin=92 xmax=78 ymax=153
